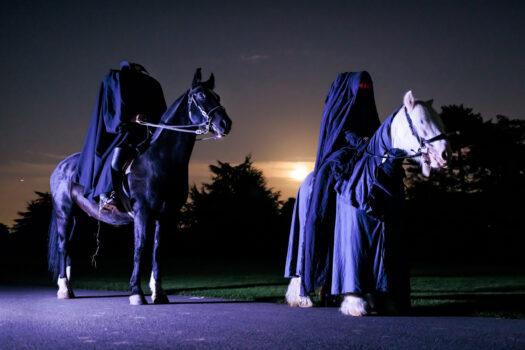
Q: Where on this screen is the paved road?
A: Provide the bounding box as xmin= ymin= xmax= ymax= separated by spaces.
xmin=1 ymin=286 xmax=524 ymax=349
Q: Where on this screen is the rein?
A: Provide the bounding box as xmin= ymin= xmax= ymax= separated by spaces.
xmin=137 ymin=92 xmax=225 ymax=141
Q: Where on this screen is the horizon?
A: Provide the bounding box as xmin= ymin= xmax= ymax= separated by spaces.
xmin=1 ymin=1 xmax=524 ymax=225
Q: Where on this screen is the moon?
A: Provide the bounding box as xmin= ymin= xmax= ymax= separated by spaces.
xmin=290 ymin=165 xmax=309 ymax=181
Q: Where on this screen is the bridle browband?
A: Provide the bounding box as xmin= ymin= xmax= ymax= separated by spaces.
xmin=137 ymin=88 xmax=225 ymax=141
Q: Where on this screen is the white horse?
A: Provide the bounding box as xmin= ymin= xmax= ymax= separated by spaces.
xmin=285 ymin=91 xmax=450 ymax=316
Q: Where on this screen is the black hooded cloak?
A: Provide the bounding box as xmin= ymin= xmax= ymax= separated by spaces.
xmin=74 ymin=61 xmax=167 ymax=199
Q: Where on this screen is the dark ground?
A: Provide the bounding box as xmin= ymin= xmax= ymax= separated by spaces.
xmin=1 ymin=286 xmax=524 ymax=350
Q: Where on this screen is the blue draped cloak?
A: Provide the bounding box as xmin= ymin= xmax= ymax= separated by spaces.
xmin=285 ymin=106 xmax=410 ymax=298
xmin=74 ymin=61 xmax=167 ymax=199
xmin=285 ymin=103 xmax=410 ymax=298
xmin=300 ymin=71 xmax=381 ymax=294
xmin=331 ymin=111 xmax=409 ymax=296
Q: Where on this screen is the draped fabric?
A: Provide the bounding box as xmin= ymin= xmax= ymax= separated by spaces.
xmin=74 ymin=61 xmax=167 ymax=199
xmin=300 ymin=72 xmax=381 ymax=294
xmin=330 ymin=111 xmax=410 ymax=297
xmin=285 ymin=76 xmax=410 ymax=303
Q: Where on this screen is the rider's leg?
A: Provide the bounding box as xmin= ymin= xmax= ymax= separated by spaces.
xmin=102 ymin=146 xmax=135 ymax=207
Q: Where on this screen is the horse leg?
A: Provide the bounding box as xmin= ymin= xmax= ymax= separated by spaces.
xmin=129 ymin=210 xmax=153 ymax=305
xmin=56 ymin=211 xmax=75 ymax=299
xmin=149 ymin=219 xmax=169 ymax=304
xmin=285 ymin=277 xmax=313 ymax=308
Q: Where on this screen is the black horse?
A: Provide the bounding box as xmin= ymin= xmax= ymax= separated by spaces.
xmin=48 ymin=69 xmax=232 ymax=305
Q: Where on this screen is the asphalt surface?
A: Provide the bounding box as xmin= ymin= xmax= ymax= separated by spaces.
xmin=1 ymin=286 xmax=525 ymax=349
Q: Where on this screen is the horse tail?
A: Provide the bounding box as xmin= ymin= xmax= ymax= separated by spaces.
xmin=47 ymin=204 xmax=60 ymax=280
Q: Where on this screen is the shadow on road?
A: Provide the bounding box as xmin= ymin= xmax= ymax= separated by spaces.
xmin=165 ymin=282 xmax=286 ymax=294
xmin=74 ymin=294 xmax=130 ymax=299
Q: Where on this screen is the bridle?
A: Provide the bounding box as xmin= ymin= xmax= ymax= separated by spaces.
xmin=403 ymin=105 xmax=448 ymax=157
xmin=137 ymin=88 xmax=226 ymax=141
xmin=364 ymin=105 xmax=448 ymax=160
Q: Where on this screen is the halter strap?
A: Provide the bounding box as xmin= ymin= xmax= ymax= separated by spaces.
xmin=137 ymin=91 xmax=224 ymax=141
xmin=404 ymin=106 xmax=448 ymax=148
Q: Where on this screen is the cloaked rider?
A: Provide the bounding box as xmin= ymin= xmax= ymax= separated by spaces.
xmin=74 ymin=61 xmax=167 ymax=210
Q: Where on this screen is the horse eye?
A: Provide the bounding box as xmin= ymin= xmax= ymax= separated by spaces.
xmin=198 ymin=92 xmax=206 ymax=99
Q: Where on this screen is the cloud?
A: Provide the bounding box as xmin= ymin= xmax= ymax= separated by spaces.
xmin=24 ymin=151 xmax=69 ymax=162
xmin=0 ymin=161 xmax=55 ymax=180
xmin=240 ymin=54 xmax=269 ymax=62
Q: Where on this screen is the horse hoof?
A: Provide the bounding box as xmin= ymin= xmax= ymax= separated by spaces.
xmin=285 ymin=277 xmax=312 ymax=307
xmin=298 ymin=296 xmax=313 ymax=308
xmin=129 ymin=294 xmax=148 ymax=305
xmin=152 ymin=294 xmax=170 ymax=304
xmin=340 ymin=295 xmax=369 ymax=316
xmin=57 ymin=291 xmax=73 ymax=299
xmin=286 ymin=294 xmax=313 ymax=308
xmin=57 ymin=278 xmax=74 ymax=299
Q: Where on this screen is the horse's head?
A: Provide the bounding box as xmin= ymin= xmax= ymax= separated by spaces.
xmin=188 ymin=68 xmax=232 ymax=137
xmin=393 ymin=91 xmax=451 ymax=177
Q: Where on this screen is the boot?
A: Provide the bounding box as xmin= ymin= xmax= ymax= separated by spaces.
xmin=107 ymin=147 xmax=134 ymax=211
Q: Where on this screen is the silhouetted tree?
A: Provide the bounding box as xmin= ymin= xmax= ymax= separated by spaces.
xmin=7 ymin=192 xmax=52 ymax=270
xmin=405 ymin=105 xmax=525 ymax=263
xmin=0 ymin=223 xmax=9 ymax=238
xmin=180 ymin=156 xmax=287 ymax=259
xmin=0 ymin=223 xmax=11 ymax=267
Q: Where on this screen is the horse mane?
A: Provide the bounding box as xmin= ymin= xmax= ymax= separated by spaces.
xmin=149 ymin=91 xmax=190 ymax=144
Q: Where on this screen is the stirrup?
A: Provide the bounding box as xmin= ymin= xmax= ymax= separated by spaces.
xmin=100 ymin=191 xmax=117 ymax=211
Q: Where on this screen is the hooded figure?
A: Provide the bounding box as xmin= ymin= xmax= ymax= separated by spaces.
xmin=74 ymin=61 xmax=167 ymax=201
xmin=300 ymin=71 xmax=381 ymax=295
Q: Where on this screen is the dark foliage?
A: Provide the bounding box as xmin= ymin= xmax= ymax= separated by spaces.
xmin=10 ymin=192 xmax=52 ymax=266
xmin=4 ymin=105 xmax=523 ymax=271
xmin=179 ymin=156 xmax=291 ymax=259
xmin=405 ymin=105 xmax=525 ymax=264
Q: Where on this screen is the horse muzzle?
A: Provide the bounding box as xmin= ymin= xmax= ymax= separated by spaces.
xmin=211 ymin=111 xmax=232 ymax=136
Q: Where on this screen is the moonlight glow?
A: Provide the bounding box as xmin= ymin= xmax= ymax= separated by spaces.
xmin=290 ymin=165 xmax=309 ymax=181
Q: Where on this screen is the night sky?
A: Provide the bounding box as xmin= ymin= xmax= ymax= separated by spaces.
xmin=1 ymin=1 xmax=524 ymax=225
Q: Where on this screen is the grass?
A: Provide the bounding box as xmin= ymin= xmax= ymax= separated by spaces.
xmin=3 ymin=258 xmax=525 ymax=318
xmin=70 ymin=258 xmax=290 ymax=303
xmin=410 ymin=264 xmax=525 ymax=318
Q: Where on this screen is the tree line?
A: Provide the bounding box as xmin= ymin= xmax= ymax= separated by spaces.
xmin=1 ymin=104 xmax=524 ymax=275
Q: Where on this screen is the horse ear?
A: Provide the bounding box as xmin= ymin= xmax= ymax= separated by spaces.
xmin=192 ymin=68 xmax=202 ymax=87
xmin=404 ymin=91 xmax=415 ymax=111
xmin=205 ymin=73 xmax=215 ymax=90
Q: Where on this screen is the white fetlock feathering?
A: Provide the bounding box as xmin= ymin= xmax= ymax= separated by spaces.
xmin=129 ymin=294 xmax=146 ymax=305
xmin=149 ymin=273 xmax=168 ymax=304
xmin=57 ymin=277 xmax=72 ymax=299
xmin=285 ymin=277 xmax=313 ymax=308
xmin=340 ymin=294 xmax=369 ymax=316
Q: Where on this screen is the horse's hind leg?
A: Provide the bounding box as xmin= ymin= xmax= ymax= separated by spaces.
xmin=149 ymin=218 xmax=170 ymax=304
xmin=129 ymin=209 xmax=154 ymax=305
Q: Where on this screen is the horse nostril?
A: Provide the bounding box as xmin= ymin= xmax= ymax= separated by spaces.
xmin=441 ymin=150 xmax=448 ymax=160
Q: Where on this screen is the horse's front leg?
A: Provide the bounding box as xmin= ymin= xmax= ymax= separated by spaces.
xmin=129 ymin=209 xmax=154 ymax=305
xmin=149 ymin=218 xmax=170 ymax=304
xmin=56 ymin=211 xmax=75 ymax=299
xmin=285 ymin=277 xmax=313 ymax=308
